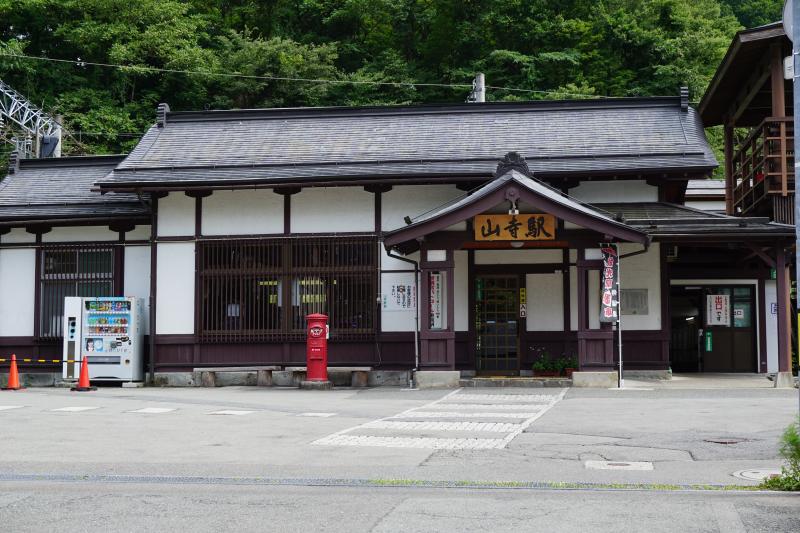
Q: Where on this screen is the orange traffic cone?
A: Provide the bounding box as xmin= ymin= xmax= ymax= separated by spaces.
xmin=71 ymin=356 xmax=96 ymax=392
xmin=2 ymin=354 xmax=25 ymax=390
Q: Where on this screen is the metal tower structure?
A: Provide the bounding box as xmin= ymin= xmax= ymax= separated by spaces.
xmin=0 ymin=78 xmax=61 ymax=158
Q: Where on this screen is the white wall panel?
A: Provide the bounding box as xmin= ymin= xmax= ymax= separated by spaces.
xmin=589 ymin=270 xmax=600 ymax=330
xmin=570 ymin=180 xmax=658 ymax=203
xmin=291 ymin=187 xmax=373 ymax=233
xmin=157 ymin=193 xmax=195 ymax=237
xmin=454 ymin=250 xmax=468 ymax=331
xmin=44 ymin=226 xmax=118 ymax=242
xmin=382 ymin=185 xmax=463 ymax=232
xmin=126 ymin=225 xmax=152 ymax=241
xmin=618 ymin=243 xmax=661 ymax=330
xmin=0 ymin=228 xmax=35 ymax=244
xmin=475 ymin=249 xmax=563 ymax=265
xmin=0 ymin=248 xmax=35 ymax=336
xmin=765 ymin=281 xmax=778 ymax=373
xmin=155 ymin=242 xmax=195 ymax=334
xmin=526 ymin=273 xmax=564 ymax=331
xmin=380 ymin=271 xmax=417 ymax=332
xmin=202 ymin=190 xmax=283 ymax=235
xmin=124 ymin=245 xmax=151 ymax=335
xmin=684 ymin=200 xmax=725 ymax=212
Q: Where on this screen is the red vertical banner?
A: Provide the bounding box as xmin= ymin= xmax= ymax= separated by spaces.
xmin=600 ymin=244 xmax=619 ymax=323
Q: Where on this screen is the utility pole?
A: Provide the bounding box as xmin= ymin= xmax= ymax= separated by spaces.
xmin=468 ymin=73 xmax=485 ymax=103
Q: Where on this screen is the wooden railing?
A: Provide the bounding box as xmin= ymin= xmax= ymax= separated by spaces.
xmin=732 ymin=117 xmax=794 ymax=223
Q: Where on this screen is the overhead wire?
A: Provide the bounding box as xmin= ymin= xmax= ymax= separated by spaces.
xmin=0 ymin=50 xmax=607 ymax=99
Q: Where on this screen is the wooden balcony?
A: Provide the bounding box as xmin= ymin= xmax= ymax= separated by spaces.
xmin=732 ymin=117 xmax=794 ymax=224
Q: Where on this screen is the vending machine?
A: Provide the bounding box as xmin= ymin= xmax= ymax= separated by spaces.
xmin=62 ymin=296 xmax=145 ymax=382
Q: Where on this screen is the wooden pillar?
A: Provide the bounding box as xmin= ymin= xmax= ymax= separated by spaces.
xmin=724 ymin=123 xmax=735 ymax=215
xmin=418 ymin=244 xmax=455 ymax=370
xmin=770 ymin=43 xmax=789 ymax=197
xmin=775 ymin=246 xmax=792 ymax=372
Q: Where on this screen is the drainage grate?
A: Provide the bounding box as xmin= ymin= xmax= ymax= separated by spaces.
xmin=585 ymin=461 xmax=654 ymax=471
xmin=732 ymin=469 xmax=781 ymax=481
xmin=704 ymin=438 xmax=747 ymax=445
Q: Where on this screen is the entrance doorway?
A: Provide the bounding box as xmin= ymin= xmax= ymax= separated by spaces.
xmin=475 ymin=275 xmax=519 ymax=374
xmin=670 ymin=285 xmax=756 ymax=372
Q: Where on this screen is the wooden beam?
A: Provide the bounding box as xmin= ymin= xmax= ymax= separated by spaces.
xmin=724 ymin=124 xmax=734 ymax=215
xmin=730 ymin=59 xmax=771 ymax=124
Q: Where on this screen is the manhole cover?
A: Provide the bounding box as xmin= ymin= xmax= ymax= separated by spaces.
xmin=732 ymin=469 xmax=781 ymax=481
xmin=704 ymin=438 xmax=747 ymax=445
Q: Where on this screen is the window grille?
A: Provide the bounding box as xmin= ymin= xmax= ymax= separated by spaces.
xmin=198 ymin=237 xmax=377 ymax=343
xmin=39 ymin=245 xmax=116 ymax=339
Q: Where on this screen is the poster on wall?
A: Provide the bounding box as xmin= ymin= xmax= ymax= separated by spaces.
xmin=429 ymin=272 xmax=443 ymax=329
xmin=599 ymin=244 xmax=619 ymax=323
xmin=706 ymin=294 xmax=730 ymax=326
xmin=382 ymin=283 xmax=417 ymax=312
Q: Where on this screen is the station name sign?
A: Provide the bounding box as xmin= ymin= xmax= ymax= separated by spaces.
xmin=473 ymin=214 xmax=556 ymax=241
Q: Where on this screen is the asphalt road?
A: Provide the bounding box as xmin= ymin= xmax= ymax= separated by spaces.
xmin=0 ymin=480 xmax=797 ymax=533
xmin=0 ymin=383 xmax=798 ymax=531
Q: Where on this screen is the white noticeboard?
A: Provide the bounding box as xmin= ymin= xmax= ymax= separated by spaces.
xmin=382 ymin=283 xmax=417 ymax=312
xmin=429 ymin=272 xmax=443 ymax=329
xmin=706 ymin=294 xmax=730 ymax=327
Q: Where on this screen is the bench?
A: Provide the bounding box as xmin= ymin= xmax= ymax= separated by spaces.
xmin=193 ymin=366 xmax=281 ymax=388
xmin=284 ymin=366 xmax=373 ymax=387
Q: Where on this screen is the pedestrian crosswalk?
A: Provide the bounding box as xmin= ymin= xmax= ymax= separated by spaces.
xmin=313 ymin=388 xmax=566 ymax=450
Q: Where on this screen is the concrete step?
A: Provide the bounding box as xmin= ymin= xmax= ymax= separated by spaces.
xmin=459 ymin=377 xmax=572 ymax=388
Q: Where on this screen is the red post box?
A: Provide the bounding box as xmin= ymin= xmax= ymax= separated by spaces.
xmin=306 ymin=313 xmax=329 ymax=381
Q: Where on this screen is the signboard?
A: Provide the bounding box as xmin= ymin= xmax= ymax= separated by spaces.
xmin=706 ymin=294 xmax=730 ymax=326
xmin=599 ymin=244 xmax=619 ymax=323
xmin=382 ymin=283 xmax=417 ymax=312
xmin=429 ymin=272 xmax=443 ymax=329
xmin=705 ymin=330 xmax=713 ymax=351
xmin=519 ymin=288 xmax=527 ymax=318
xmin=474 ymin=214 xmax=556 ymax=241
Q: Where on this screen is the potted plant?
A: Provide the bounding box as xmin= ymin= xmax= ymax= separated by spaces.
xmin=532 ymin=349 xmax=559 ymax=378
xmin=562 ymin=354 xmax=579 ymax=378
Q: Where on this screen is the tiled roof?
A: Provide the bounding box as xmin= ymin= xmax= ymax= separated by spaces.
xmin=97 ymin=97 xmax=717 ymax=190
xmin=0 ymin=156 xmax=149 ymax=223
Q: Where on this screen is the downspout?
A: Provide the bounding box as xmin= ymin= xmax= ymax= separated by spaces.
xmin=387 ymin=248 xmax=420 ymax=387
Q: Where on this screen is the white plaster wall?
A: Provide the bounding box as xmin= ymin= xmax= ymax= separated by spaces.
xmin=618 ymin=243 xmax=661 ymax=330
xmin=155 ymin=242 xmax=195 ymax=334
xmin=202 ymin=190 xmax=283 ymax=235
xmin=570 ymin=180 xmax=658 ymax=203
xmin=291 ymin=187 xmax=373 ymax=233
xmin=382 ymin=185 xmax=464 ymax=231
xmin=526 ymin=272 xmax=564 ymax=331
xmin=685 ymin=200 xmax=726 ymax=212
xmin=381 ymin=246 xmax=420 ymax=272
xmin=0 ymin=248 xmax=35 ymax=336
xmin=570 ymin=266 xmax=578 ymax=331
xmin=454 ymin=250 xmax=468 ymax=331
xmin=475 ymin=249 xmax=563 ymax=265
xmin=1 ymin=228 xmax=35 ymax=244
xmin=43 ymin=226 xmax=119 ymax=242
xmin=157 ymin=193 xmax=195 ymax=237
xmin=764 ymin=280 xmax=778 ymax=373
xmin=126 ymin=225 xmax=152 ymax=241
xmin=589 ymin=270 xmax=600 ymax=330
xmin=380 ymin=271 xmax=417 ymax=332
xmin=124 ymin=245 xmax=151 ymax=335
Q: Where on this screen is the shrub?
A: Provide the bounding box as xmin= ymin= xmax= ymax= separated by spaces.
xmin=760 ymin=416 xmax=800 ymax=491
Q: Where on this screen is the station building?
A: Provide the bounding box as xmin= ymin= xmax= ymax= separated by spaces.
xmin=0 ymin=94 xmax=794 ymax=386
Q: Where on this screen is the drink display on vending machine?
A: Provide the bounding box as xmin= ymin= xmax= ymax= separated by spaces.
xmin=62 ymin=297 xmax=144 ymax=382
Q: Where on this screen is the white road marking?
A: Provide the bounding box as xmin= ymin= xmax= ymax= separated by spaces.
xmin=207 ymin=410 xmax=254 ymax=416
xmin=297 ymin=412 xmax=337 ymax=417
xmin=393 ymin=411 xmax=539 ymax=419
xmin=453 ymin=394 xmax=562 ymax=402
xmin=426 ymin=403 xmax=549 ymax=410
xmin=313 ymin=388 xmax=566 ymax=450
xmin=585 ymin=460 xmax=654 ymax=471
xmin=51 ymin=406 xmax=100 ymax=412
xmin=361 ymin=420 xmax=520 ymax=432
xmin=128 ymin=407 xmax=176 ymax=414
xmin=0 ymin=405 xmax=24 ymax=411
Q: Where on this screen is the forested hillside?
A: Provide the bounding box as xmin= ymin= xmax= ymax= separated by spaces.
xmin=0 ymin=0 xmax=785 ymax=158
